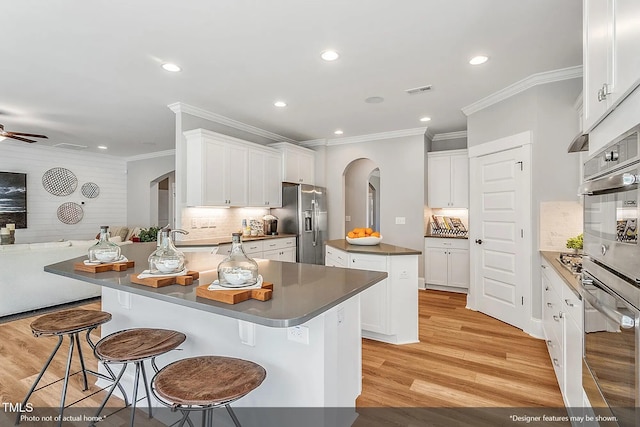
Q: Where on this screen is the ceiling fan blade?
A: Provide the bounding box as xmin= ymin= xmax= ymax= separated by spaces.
xmin=8 ymin=132 xmax=48 ymax=139
xmin=7 ymin=135 xmax=36 ymax=143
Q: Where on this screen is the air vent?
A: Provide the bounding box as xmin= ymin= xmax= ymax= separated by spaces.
xmin=405 ymin=85 xmax=433 ymax=95
xmin=53 ymin=143 xmax=88 ymax=150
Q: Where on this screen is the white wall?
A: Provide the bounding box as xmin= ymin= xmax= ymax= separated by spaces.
xmin=0 ymin=142 xmax=127 ymax=243
xmin=325 ymin=134 xmax=425 ymax=275
xmin=126 ymin=153 xmax=175 ymax=227
xmin=467 ymin=78 xmax=583 ymax=320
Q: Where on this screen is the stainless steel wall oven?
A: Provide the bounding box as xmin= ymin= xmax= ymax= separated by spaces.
xmin=580 ymin=125 xmax=640 ymax=426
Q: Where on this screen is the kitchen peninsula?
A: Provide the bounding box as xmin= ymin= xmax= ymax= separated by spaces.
xmin=44 ymin=243 xmax=386 ymax=422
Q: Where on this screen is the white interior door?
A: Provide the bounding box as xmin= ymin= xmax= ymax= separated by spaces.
xmin=469 ymin=144 xmax=531 ymax=330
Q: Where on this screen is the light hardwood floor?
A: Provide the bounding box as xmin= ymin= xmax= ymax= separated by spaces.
xmin=0 ymin=290 xmax=564 ymax=426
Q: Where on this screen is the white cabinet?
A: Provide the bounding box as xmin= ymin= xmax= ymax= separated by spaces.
xmin=541 ymin=257 xmax=584 ymax=411
xmin=350 ymin=253 xmax=390 ymax=335
xmin=248 ymin=149 xmax=282 ymax=207
xmin=427 ymin=149 xmax=468 ymax=208
xmin=324 ymin=244 xmax=419 ymax=345
xmin=184 ymin=129 xmax=282 ymax=208
xmin=424 ymin=238 xmax=469 ymax=290
xmin=269 ymin=142 xmax=315 ymax=185
xmin=216 ymin=237 xmax=295 ymax=262
xmin=583 ymin=0 xmax=640 ymax=131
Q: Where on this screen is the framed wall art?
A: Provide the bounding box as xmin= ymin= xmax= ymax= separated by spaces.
xmin=0 ymin=172 xmax=27 ymax=228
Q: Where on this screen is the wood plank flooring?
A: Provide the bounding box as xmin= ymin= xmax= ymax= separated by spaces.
xmin=0 ymin=290 xmax=565 ymax=426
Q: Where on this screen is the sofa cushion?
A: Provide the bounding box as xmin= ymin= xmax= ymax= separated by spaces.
xmin=29 ymin=241 xmax=72 ymax=250
xmin=0 ymin=243 xmax=31 ymax=253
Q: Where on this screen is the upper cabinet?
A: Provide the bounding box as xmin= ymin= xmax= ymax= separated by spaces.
xmin=183 ymin=129 xmax=282 ymax=208
xmin=269 ymin=142 xmax=315 ymax=185
xmin=427 ymin=149 xmax=469 ymax=208
xmin=583 ymin=0 xmax=640 ymax=132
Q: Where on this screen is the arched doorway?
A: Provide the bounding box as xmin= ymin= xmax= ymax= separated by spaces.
xmin=150 ymin=171 xmax=175 ymax=228
xmin=343 ymin=158 xmax=380 ymax=233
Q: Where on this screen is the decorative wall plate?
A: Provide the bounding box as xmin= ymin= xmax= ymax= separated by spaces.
xmin=42 ymin=167 xmax=78 ymax=196
xmin=57 ymin=202 xmax=84 ymax=224
xmin=81 ymin=182 xmax=100 ymax=198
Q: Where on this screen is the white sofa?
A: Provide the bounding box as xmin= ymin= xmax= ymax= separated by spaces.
xmin=0 ymin=239 xmax=132 ymax=317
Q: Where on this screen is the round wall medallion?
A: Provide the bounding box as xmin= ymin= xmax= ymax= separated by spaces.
xmin=81 ymin=182 xmax=100 ymax=199
xmin=42 ymin=167 xmax=78 ymax=196
xmin=57 ymin=202 xmax=84 ymax=224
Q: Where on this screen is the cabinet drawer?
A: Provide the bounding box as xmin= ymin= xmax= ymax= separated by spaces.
xmin=243 ymin=240 xmax=264 ymax=255
xmin=561 ymin=286 xmax=583 ymax=326
xmin=263 ymin=237 xmax=296 ymax=251
xmin=326 ymin=247 xmax=347 ymax=267
xmin=425 ymin=237 xmax=469 ymax=250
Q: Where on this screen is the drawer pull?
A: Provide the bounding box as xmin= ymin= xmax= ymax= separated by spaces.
xmin=541 ymin=265 xmax=547 ymax=269
xmin=546 ymin=302 xmax=553 ymax=308
xmin=553 ymin=358 xmax=560 ymax=367
xmin=546 ymin=340 xmax=553 ymax=347
xmin=565 ymin=299 xmax=575 ymax=307
xmin=553 ymin=315 xmax=561 ymax=322
xmin=545 ymin=286 xmax=550 ymax=291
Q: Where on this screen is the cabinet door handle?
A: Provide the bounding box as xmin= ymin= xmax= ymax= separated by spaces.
xmin=546 ymin=340 xmax=553 ymax=348
xmin=541 ymin=264 xmax=547 ymax=269
xmin=547 ymin=302 xmax=553 ymax=308
xmin=475 ymin=239 xmax=483 ymax=244
xmin=565 ymin=299 xmax=575 ymax=307
xmin=553 ymin=315 xmax=561 ymax=322
xmin=553 ymin=358 xmax=560 ymax=367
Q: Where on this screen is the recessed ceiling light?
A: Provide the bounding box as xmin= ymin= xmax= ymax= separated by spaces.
xmin=274 ymin=101 xmax=287 ymax=108
xmin=469 ymin=55 xmax=489 ymax=65
xmin=420 ymin=117 xmax=432 ymax=122
xmin=321 ymin=50 xmax=340 ymax=61
xmin=162 ymin=63 xmax=182 ymax=72
xmin=334 ymin=130 xmax=344 ymax=135
xmin=365 ymin=96 xmax=384 ymax=104
xmin=97 ymin=145 xmax=108 ymax=150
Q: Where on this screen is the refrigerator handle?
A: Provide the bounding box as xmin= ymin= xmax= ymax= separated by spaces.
xmin=312 ymin=200 xmax=318 ymax=247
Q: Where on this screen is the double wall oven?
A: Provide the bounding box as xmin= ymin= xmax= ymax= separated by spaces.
xmin=580 ymin=125 xmax=640 ymax=426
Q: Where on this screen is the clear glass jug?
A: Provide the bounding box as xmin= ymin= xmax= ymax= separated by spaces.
xmin=148 ymin=229 xmax=186 ymax=274
xmin=88 ymin=226 xmax=121 ymax=263
xmin=217 ymin=233 xmax=259 ymax=287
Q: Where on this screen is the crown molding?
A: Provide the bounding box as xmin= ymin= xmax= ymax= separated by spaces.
xmin=167 ymin=102 xmax=298 ymax=144
xmin=298 ymin=139 xmax=328 ymax=148
xmin=432 ymin=131 xmax=467 ymax=141
xmin=461 ymin=65 xmax=583 ymax=116
xmin=424 ymin=129 xmax=435 ymax=141
xmin=326 ymin=127 xmax=427 ymax=146
xmin=126 ymin=149 xmax=176 ymax=162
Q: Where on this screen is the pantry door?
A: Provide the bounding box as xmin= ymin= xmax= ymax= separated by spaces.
xmin=468 ymin=134 xmax=531 ymax=331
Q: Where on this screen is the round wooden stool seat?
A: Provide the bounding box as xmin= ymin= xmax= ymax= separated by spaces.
xmin=154 ymin=356 xmax=266 ymax=407
xmin=30 ymin=309 xmax=112 ymax=336
xmin=95 ymin=328 xmax=186 ymax=363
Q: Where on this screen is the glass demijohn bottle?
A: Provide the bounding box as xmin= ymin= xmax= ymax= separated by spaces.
xmin=217 ymin=232 xmax=259 ymax=287
xmin=148 ymin=229 xmax=186 ymax=274
xmin=89 ymin=226 xmax=121 ymax=263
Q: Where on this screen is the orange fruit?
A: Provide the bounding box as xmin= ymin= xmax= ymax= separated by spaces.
xmin=365 ymin=227 xmax=373 ymax=235
xmin=357 ymin=231 xmax=366 ymax=238
xmin=371 ymin=231 xmax=380 ymax=237
xmin=353 ymin=228 xmax=364 ymax=234
xmin=347 ymin=231 xmax=356 ymax=238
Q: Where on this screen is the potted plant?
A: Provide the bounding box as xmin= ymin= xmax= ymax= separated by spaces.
xmin=138 ymin=226 xmax=161 ymax=243
xmin=566 ymin=233 xmax=583 ymax=254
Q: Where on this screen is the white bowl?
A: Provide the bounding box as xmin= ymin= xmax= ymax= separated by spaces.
xmin=95 ymin=252 xmax=119 ymax=262
xmin=157 ymin=260 xmax=182 ymax=273
xmin=345 ymin=235 xmax=383 ymax=246
xmin=223 ymin=270 xmax=254 ymax=286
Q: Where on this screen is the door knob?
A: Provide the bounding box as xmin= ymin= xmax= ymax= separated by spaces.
xmin=475 ymin=239 xmax=483 ymax=244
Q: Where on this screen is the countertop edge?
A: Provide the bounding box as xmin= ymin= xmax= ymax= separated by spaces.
xmin=326 ymin=239 xmax=421 ymax=256
xmin=540 ymin=251 xmax=581 ymax=298
xmin=176 ymin=234 xmax=297 ymax=247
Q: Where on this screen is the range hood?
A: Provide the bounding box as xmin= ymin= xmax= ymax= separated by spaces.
xmin=568 ymin=132 xmax=589 ymax=153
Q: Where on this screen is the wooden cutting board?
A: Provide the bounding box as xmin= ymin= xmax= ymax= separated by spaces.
xmin=196 ymin=282 xmax=273 ymax=304
xmin=74 ymin=260 xmax=135 ymax=273
xmin=129 ymin=270 xmax=200 ymax=288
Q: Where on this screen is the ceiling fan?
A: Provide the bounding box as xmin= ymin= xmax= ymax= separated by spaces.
xmin=0 ymin=124 xmax=48 ymax=143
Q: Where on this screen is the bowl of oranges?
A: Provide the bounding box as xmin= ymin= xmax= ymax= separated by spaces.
xmin=346 ymin=227 xmax=382 ymax=245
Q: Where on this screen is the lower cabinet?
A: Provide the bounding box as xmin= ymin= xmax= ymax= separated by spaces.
xmin=325 ymin=245 xmax=419 ymax=345
xmin=541 ymin=257 xmax=583 ymax=412
xmin=424 ymin=238 xmax=469 ymax=290
xmin=216 ymin=237 xmax=296 ymax=262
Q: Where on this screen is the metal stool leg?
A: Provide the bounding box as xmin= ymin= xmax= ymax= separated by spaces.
xmin=15 ymin=335 xmax=64 ymax=425
xmin=176 ymin=410 xmax=191 ymax=427
xmin=139 ymin=360 xmax=153 ymax=419
xmin=226 ymin=405 xmax=242 ymax=427
xmin=57 ymin=334 xmax=76 ymax=427
xmin=93 ymin=363 xmax=127 ymax=421
xmin=74 ymin=332 xmax=89 ymax=391
xmin=130 ymin=362 xmax=142 ymax=427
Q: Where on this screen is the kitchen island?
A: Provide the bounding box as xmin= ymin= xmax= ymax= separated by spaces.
xmin=44 ymin=243 xmax=387 ymax=425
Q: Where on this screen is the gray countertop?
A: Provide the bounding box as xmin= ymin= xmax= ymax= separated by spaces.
xmin=540 ymin=251 xmax=581 ymax=298
xmin=44 ymin=242 xmax=387 ymax=328
xmin=175 ymin=234 xmax=297 ymax=247
xmin=424 ymin=234 xmax=469 ymax=239
xmin=326 ymin=239 xmax=421 ymax=256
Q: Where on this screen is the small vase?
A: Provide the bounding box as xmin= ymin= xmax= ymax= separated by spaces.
xmin=89 ymin=226 xmax=121 ymax=263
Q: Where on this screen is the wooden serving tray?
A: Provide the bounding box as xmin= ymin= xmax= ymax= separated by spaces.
xmin=129 ymin=270 xmax=200 ymax=288
xmin=74 ymin=260 xmax=135 ymax=273
xmin=196 ymin=282 xmax=273 ymax=305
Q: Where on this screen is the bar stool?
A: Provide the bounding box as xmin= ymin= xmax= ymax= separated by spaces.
xmin=17 ymin=309 xmax=114 ymax=426
xmin=93 ymin=328 xmax=186 ymax=426
xmin=151 ymin=356 xmax=267 ymax=427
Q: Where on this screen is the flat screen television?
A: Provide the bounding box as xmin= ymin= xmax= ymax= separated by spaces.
xmin=0 ymin=172 xmax=27 ymax=228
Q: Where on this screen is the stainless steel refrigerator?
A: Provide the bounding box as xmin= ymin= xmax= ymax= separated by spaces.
xmin=272 ymin=183 xmax=327 ymax=265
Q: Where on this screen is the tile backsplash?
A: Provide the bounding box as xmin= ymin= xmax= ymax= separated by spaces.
xmin=539 ymin=201 xmax=583 ymax=251
xmin=180 ymin=207 xmax=269 ymax=241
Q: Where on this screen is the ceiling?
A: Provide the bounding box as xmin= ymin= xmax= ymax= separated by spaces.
xmin=0 ymin=0 xmax=582 ymax=158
